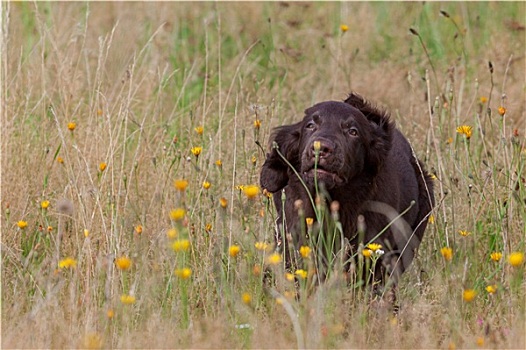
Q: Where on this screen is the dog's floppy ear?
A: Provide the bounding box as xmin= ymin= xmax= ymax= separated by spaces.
xmin=345 ymin=92 xmax=393 ymax=175
xmin=260 ymin=122 xmax=302 ymax=193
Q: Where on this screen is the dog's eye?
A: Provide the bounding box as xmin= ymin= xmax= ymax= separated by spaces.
xmin=348 ymin=127 xmax=359 ymax=136
xmin=305 ymin=121 xmax=316 ymax=130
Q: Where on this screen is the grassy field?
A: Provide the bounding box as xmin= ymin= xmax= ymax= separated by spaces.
xmin=1 ymin=2 xmax=525 ymax=349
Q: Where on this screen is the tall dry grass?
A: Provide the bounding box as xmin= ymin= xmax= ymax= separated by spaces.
xmin=1 ymin=2 xmax=525 ymax=349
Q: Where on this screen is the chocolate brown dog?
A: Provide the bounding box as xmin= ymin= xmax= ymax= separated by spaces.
xmin=261 ymin=93 xmax=434 ymax=288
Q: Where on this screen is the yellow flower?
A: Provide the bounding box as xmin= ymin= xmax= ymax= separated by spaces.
xmin=215 ymin=159 xmax=222 ymax=167
xmin=17 ymin=220 xmax=28 ymax=229
xmin=479 ymin=96 xmax=488 ymax=104
xmin=57 ymin=156 xmax=64 ymax=164
xmin=440 ymin=247 xmax=453 ymax=261
xmin=202 ymin=181 xmax=211 ymax=190
xmin=120 ymin=294 xmax=136 ymax=305
xmin=251 ymin=155 xmax=257 ymax=165
xmin=115 ymin=256 xmax=132 ymax=270
xmin=285 ymin=273 xmax=295 ymax=281
xmin=476 ymin=337 xmax=484 ymax=347
xmin=67 ymin=122 xmax=76 ymax=131
xmin=243 ymin=185 xmax=260 ymax=199
xmin=253 ymin=119 xmax=261 ymax=129
xmin=106 ymin=309 xmax=115 ymax=319
xmin=174 ymin=267 xmax=192 ymax=279
xmin=485 ymin=285 xmax=497 ymax=294
xmin=498 ymin=106 xmax=506 ymax=116
xmin=170 ymin=208 xmax=186 ymax=221
xmin=286 ymin=290 xmax=296 ymax=299
xmin=48 ymin=226 xmax=54 ymax=232
xmin=174 ymin=179 xmax=189 ymax=191
xmin=429 ymin=214 xmax=435 ymax=224
xmin=241 ymin=292 xmax=252 ymax=305
xmin=456 ymin=125 xmax=473 ymax=139
xmin=305 ymin=217 xmax=314 ymax=227
xmin=313 ymin=141 xmax=321 ymax=152
xmin=82 ymin=332 xmax=103 ymax=350
xmin=41 ymin=200 xmax=50 ymax=209
xmin=171 ymin=239 xmax=190 ymax=252
xmin=194 ymin=125 xmax=204 ymax=135
xmin=229 ymin=245 xmax=241 ymax=258
xmin=362 ymin=249 xmax=373 ymax=258
xmin=205 ymin=223 xmax=212 ymax=232
xmin=299 ymin=245 xmax=311 ymax=258
xmin=458 ymin=230 xmax=471 ymax=237
xmin=219 ymin=197 xmax=228 ymax=209
xmin=166 ymin=228 xmax=178 ymax=239
xmin=191 ymin=146 xmax=202 ymax=158
xmin=99 ymin=162 xmax=107 ymax=172
xmin=58 ymin=257 xmax=77 ymax=269
xmin=490 ymin=252 xmax=502 ymax=262
xmin=266 ymin=252 xmax=282 ymax=265
xmin=255 ymin=242 xmax=269 ymax=251
xmin=367 ymin=243 xmax=382 ymax=252
xmin=84 ymin=229 xmax=89 ymax=237
xmin=340 ymin=24 xmax=349 ymax=32
xmin=295 ymin=269 xmax=308 ymax=279
xmin=508 ymin=252 xmax=524 ymax=267
xmin=462 ymin=288 xmax=477 ymax=302
xmin=134 ymin=225 xmax=143 ymax=234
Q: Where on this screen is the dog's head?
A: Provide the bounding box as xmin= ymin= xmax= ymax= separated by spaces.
xmin=260 ymin=93 xmax=393 ymax=193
